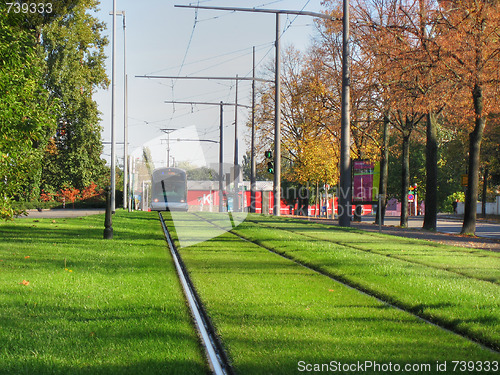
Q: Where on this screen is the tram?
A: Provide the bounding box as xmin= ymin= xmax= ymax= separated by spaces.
xmin=150 ymin=167 xmax=188 ymax=211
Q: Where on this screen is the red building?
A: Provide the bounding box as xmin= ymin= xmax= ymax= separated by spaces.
xmin=187 ymin=181 xmax=373 ymax=216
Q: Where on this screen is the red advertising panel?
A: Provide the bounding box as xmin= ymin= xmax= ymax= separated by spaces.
xmin=352 ymin=160 xmax=380 ymax=203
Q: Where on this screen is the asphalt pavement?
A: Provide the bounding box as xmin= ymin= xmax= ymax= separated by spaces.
xmin=17 ymin=209 xmax=500 ymax=251
xmin=362 ymin=214 xmax=500 ymax=240
xmin=19 ymin=208 xmax=105 ymax=219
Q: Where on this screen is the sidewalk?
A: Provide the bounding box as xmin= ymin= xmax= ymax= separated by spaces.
xmin=296 ymin=216 xmax=500 ymax=253
xmin=19 ymin=208 xmax=105 ymax=219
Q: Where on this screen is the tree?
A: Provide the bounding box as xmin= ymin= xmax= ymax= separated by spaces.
xmin=242 ymin=151 xmax=270 ymax=181
xmin=41 ymin=0 xmax=108 ymax=193
xmin=252 ymin=47 xmax=339 ymax=191
xmin=433 ymin=0 xmax=500 ymax=234
xmin=0 ymin=6 xmax=57 ymax=219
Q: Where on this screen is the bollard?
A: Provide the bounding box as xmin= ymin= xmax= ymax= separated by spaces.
xmin=103 ymin=186 xmax=113 ymax=239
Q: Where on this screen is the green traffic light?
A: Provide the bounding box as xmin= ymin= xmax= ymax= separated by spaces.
xmin=267 ymin=161 xmax=274 ymax=174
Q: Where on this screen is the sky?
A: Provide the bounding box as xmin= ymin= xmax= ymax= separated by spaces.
xmin=94 ymin=0 xmax=326 ymax=171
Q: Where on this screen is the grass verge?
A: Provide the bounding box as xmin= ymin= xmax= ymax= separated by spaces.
xmin=232 ymin=214 xmax=500 ymax=352
xmin=165 ymin=213 xmax=499 ymax=375
xmin=251 ymin=215 xmax=500 ymax=283
xmin=0 ymin=211 xmax=208 ymax=375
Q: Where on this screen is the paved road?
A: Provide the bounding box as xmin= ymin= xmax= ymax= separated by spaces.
xmin=19 ymin=208 xmax=105 ymax=219
xmin=361 ymin=215 xmax=500 ymax=240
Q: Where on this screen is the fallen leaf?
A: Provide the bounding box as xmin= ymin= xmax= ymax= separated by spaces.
xmin=20 ymin=280 xmax=30 ymax=286
xmin=24 ymin=256 xmax=30 ymax=259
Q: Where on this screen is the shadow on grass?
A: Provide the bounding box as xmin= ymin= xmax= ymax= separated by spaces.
xmin=0 ymin=359 xmax=207 ymax=375
xmin=1 ymin=214 xmax=165 ymax=243
xmin=0 ymin=297 xmax=209 ymax=375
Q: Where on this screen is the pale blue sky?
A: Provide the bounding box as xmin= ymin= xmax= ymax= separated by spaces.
xmin=95 ymin=0 xmax=325 ymax=169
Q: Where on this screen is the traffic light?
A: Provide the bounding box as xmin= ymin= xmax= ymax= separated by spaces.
xmin=267 ymin=161 xmax=275 ymax=174
xmin=265 ymin=151 xmax=274 ymax=174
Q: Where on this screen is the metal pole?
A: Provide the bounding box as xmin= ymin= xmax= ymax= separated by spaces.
xmin=174 ymin=4 xmax=337 ymax=20
xmin=250 ymin=46 xmax=257 ymax=213
xmin=167 ymin=132 xmax=170 ymax=167
xmin=338 ymin=0 xmax=351 ymax=227
xmin=128 ymin=154 xmax=132 ymax=212
xmin=234 ymin=75 xmax=240 ymax=212
xmin=274 ymin=13 xmax=281 ymax=216
xmin=378 ymin=194 xmax=382 ymax=233
xmin=103 ymin=187 xmax=113 ymax=239
xmin=219 ymin=102 xmax=224 ymax=213
xmin=111 ymin=0 xmax=117 ymax=212
xmin=122 ymin=12 xmax=128 ymax=210
xmin=130 ymin=157 xmax=135 ymax=211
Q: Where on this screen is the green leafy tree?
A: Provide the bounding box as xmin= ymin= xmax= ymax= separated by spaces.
xmin=41 ymin=0 xmax=108 ymax=193
xmin=0 ymin=7 xmax=57 ymax=219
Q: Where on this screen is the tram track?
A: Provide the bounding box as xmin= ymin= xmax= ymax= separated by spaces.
xmin=188 ymin=212 xmax=499 ymax=354
xmin=158 ymin=212 xmax=234 ymax=375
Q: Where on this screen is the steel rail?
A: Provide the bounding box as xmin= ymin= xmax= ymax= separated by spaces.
xmin=158 ymin=213 xmax=233 ymax=375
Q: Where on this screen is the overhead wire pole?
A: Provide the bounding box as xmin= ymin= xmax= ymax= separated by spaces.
xmin=251 ymin=46 xmax=257 ymax=213
xmin=122 ymin=11 xmax=128 ymax=211
xmin=338 ymin=0 xmax=351 ymax=227
xmin=160 ymin=128 xmax=177 ymax=167
xmin=234 ymin=75 xmax=240 ymax=212
xmin=174 ymin=4 xmax=340 ymax=217
xmin=113 ymin=10 xmax=128 ymax=211
xmin=110 ymin=0 xmax=117 ymax=213
xmin=219 ymin=102 xmax=224 ymax=213
xmin=274 ymin=12 xmax=281 ymax=216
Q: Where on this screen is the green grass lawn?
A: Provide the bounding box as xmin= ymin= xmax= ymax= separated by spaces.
xmin=165 ymin=213 xmax=499 ymax=375
xmin=0 ymin=211 xmax=208 ymax=375
xmin=247 ymin=215 xmax=500 ymax=284
xmin=234 ymin=214 xmax=500 ymax=352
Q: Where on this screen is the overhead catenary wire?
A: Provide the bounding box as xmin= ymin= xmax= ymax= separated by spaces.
xmin=146 ymin=43 xmax=272 ymax=77
xmin=130 ymin=1 xmax=321 ymax=174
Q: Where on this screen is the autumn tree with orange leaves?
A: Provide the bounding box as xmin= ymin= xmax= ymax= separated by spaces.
xmin=253 ymin=47 xmax=339 ymax=207
xmin=431 ymin=0 xmax=500 ymax=234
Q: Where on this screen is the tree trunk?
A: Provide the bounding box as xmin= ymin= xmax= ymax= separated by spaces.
xmin=296 ymin=183 xmax=309 ymax=216
xmin=400 ymin=133 xmax=410 ymax=227
xmin=423 ymin=111 xmax=438 ymax=230
xmin=462 ymin=84 xmax=486 ymax=235
xmin=375 ymin=115 xmax=389 ymax=225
